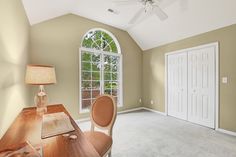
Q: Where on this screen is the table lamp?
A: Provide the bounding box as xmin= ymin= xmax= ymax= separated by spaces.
xmin=25 ymin=65 xmax=57 ymax=113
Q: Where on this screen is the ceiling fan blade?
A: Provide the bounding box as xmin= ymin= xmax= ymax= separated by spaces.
xmin=113 ymin=0 xmax=138 ymax=6
xmin=129 ymin=8 xmax=144 ymax=24
xmin=153 ymin=5 xmax=168 ymax=21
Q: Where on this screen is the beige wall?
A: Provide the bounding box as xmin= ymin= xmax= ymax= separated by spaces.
xmin=1 ymin=1 xmax=235 ymax=136
xmin=0 ymin=0 xmax=30 ymax=138
xmin=30 ymin=14 xmax=143 ymax=119
xmin=143 ymin=24 xmax=236 ymax=132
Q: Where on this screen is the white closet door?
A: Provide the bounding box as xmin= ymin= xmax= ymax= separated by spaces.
xmin=167 ymin=52 xmax=188 ymax=120
xmin=187 ymin=46 xmax=215 ymax=128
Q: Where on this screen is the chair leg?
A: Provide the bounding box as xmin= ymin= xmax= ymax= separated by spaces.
xmin=108 ymin=151 xmax=111 ymax=157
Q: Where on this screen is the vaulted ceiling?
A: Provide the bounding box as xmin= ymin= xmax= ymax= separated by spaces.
xmin=22 ymin=0 xmax=236 ymax=50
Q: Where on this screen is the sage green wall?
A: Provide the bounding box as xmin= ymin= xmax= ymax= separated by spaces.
xmin=143 ymin=24 xmax=236 ymax=132
xmin=30 ymin=14 xmax=143 ymax=120
xmin=0 ymin=0 xmax=30 ymax=138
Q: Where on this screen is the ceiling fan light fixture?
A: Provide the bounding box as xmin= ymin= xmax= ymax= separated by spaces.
xmin=114 ymin=0 xmax=168 ymax=25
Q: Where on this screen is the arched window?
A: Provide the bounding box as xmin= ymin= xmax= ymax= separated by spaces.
xmin=79 ymin=28 xmax=122 ymax=112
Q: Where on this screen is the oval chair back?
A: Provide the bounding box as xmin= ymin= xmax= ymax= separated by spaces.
xmin=90 ymin=94 xmax=117 ymax=136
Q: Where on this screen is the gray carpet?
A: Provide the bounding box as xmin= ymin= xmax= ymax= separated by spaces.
xmin=77 ymin=110 xmax=236 ymax=157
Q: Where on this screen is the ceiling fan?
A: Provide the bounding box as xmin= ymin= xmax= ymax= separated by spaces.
xmin=113 ymin=0 xmax=168 ymax=24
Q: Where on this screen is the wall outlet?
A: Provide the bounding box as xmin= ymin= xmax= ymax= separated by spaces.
xmin=139 ymin=99 xmax=142 ymax=103
xmin=222 ymin=77 xmax=228 ymax=84
xmin=150 ymin=100 xmax=154 ymax=105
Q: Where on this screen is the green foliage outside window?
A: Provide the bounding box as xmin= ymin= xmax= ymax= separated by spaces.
xmin=82 ymin=30 xmax=118 ymax=53
xmin=81 ymin=52 xmax=119 ymax=90
xmin=81 ymin=29 xmax=120 ymax=109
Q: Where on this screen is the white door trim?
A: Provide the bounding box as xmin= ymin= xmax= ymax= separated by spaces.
xmin=165 ymin=42 xmax=219 ymax=129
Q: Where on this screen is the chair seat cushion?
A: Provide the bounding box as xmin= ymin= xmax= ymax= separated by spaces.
xmin=84 ymin=131 xmax=112 ymax=156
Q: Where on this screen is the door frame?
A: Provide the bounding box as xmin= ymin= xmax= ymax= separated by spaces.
xmin=165 ymin=42 xmax=219 ymax=129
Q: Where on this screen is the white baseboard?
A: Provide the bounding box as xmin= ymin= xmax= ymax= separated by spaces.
xmin=77 ymin=107 xmax=166 ymax=123
xmin=118 ymin=107 xmax=167 ymax=116
xmin=118 ymin=107 xmax=143 ymax=114
xmin=142 ymin=107 xmax=167 ymax=116
xmin=77 ymin=107 xmax=236 ymax=138
xmin=216 ymin=128 xmax=236 ymax=137
xmin=77 ymin=107 xmax=144 ymax=123
xmin=76 ymin=117 xmax=90 ymax=123
xmin=143 ymin=108 xmax=236 ymax=137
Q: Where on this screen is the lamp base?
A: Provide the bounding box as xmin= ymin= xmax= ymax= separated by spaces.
xmin=35 ymin=85 xmax=48 ymax=114
xmin=36 ymin=106 xmax=47 ymax=114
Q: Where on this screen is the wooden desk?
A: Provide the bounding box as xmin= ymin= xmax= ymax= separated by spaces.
xmin=0 ymin=104 xmax=100 ymax=157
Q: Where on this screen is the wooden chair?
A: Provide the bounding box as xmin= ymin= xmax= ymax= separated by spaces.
xmin=84 ymin=94 xmax=117 ymax=157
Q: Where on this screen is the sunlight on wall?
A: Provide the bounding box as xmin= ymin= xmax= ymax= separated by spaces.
xmin=0 ymin=0 xmax=29 ymax=65
xmin=150 ymin=55 xmax=165 ymax=86
xmin=0 ymin=84 xmax=27 ymax=135
xmin=0 ymin=0 xmax=29 ymax=138
xmin=142 ymin=51 xmax=166 ymax=112
xmin=0 ymin=48 xmax=29 ymax=138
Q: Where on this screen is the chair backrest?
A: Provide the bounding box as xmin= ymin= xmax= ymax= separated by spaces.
xmin=90 ymin=94 xmax=117 ymax=136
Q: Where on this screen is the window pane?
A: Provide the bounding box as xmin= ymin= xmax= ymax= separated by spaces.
xmin=82 ymin=52 xmax=91 ymax=61
xmin=82 ymin=38 xmax=93 ymax=48
xmin=94 ymin=40 xmax=102 ymax=50
xmin=103 ymin=45 xmax=111 ymax=52
xmin=92 ymin=81 xmax=100 ymax=89
xmin=113 ymin=96 xmax=118 ymax=104
xmin=101 ymin=40 xmax=108 ymax=50
xmin=82 ymin=81 xmax=91 ymax=89
xmin=82 ymin=62 xmax=91 ymax=71
xmin=92 ymin=89 xmax=100 ymax=98
xmin=92 ymin=72 xmax=100 ymax=80
xmin=104 ymin=89 xmax=111 ymax=95
xmin=104 ymin=55 xmax=111 ymax=64
xmin=92 ymin=54 xmax=100 ymax=62
xmin=103 ymin=32 xmax=113 ymax=44
xmin=82 ymin=90 xmax=91 ymax=99
xmin=111 ymin=81 xmax=118 ymax=89
xmin=110 ymin=42 xmax=118 ymax=53
xmin=94 ymin=30 xmax=102 ymax=39
xmin=112 ymin=73 xmax=118 ymax=80
xmin=104 ymin=72 xmax=111 ymax=80
xmin=82 ymin=72 xmax=91 ymax=80
xmin=91 ymin=43 xmax=100 ymax=49
xmin=112 ymin=65 xmax=118 ymax=72
xmin=91 ymin=98 xmax=96 ymax=104
xmin=92 ymin=62 xmax=100 ymax=71
xmin=82 ymin=99 xmax=91 ymax=109
xmin=82 ymin=30 xmax=118 ymax=53
xmin=111 ymin=56 xmax=118 ymax=64
xmin=104 ymin=64 xmax=111 ymax=72
xmin=104 ymin=81 xmax=112 ymax=89
xmin=81 ymin=30 xmax=121 ymax=111
xmin=112 ymin=89 xmax=118 ymax=96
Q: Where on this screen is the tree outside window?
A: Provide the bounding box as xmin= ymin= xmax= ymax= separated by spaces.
xmin=80 ymin=29 xmax=122 ymax=112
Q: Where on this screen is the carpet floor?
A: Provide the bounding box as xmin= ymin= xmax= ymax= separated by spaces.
xmin=77 ymin=110 xmax=236 ymax=157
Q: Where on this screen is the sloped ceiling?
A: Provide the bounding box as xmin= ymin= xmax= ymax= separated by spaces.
xmin=22 ymin=0 xmax=236 ymax=50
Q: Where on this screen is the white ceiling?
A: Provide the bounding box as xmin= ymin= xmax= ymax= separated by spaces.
xmin=22 ymin=0 xmax=236 ymax=50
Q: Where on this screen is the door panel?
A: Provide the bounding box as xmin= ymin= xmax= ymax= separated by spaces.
xmin=187 ymin=46 xmax=215 ymax=128
xmin=167 ymin=52 xmax=188 ymax=120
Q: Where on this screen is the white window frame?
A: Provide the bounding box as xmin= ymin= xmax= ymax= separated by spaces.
xmin=79 ymin=28 xmax=123 ymax=113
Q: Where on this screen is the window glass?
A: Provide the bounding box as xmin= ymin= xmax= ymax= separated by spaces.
xmin=82 ymin=30 xmax=118 ymax=53
xmin=80 ymin=29 xmax=121 ymax=111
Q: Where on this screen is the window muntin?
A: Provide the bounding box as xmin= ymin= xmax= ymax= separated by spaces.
xmin=80 ymin=29 xmax=122 ymax=112
xmin=82 ymin=30 xmax=118 ymax=53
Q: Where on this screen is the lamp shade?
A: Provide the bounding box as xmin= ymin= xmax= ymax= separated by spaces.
xmin=25 ymin=65 xmax=57 ymax=85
